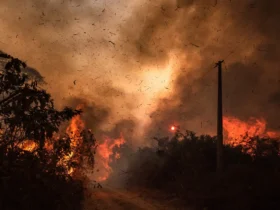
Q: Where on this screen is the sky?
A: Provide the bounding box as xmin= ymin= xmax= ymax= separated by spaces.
xmin=1 ymin=0 xmax=280 ymax=146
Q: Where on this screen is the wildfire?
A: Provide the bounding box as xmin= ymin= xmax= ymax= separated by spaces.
xmin=223 ymin=116 xmax=280 ymax=147
xmin=94 ymin=135 xmax=125 ymax=182
xmin=15 ymin=103 xmax=124 ymax=181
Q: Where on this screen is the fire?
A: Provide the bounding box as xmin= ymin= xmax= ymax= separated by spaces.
xmin=12 ymin=104 xmax=86 ymax=176
xmin=223 ymin=116 xmax=280 ymax=147
xmin=18 ymin=140 xmax=38 ymax=152
xmin=64 ymin=107 xmax=85 ymax=175
xmin=66 ymin=113 xmax=85 ymax=148
xmin=94 ymin=135 xmax=125 ymax=182
xmin=115 ymin=152 xmax=121 ymax=159
xmin=170 ymin=126 xmax=176 ymax=131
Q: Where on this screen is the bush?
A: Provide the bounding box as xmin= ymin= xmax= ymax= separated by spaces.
xmin=119 ymin=130 xmax=280 ymax=210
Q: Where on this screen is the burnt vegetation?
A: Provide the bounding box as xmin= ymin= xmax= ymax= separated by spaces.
xmin=112 ymin=131 xmax=280 ymax=210
xmin=0 ymin=53 xmax=96 ymax=210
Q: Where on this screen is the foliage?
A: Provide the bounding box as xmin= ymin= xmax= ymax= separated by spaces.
xmin=116 ymin=130 xmax=280 ymax=210
xmin=0 ymin=52 xmax=81 ymax=149
xmin=0 ymin=52 xmax=96 ymax=210
xmin=0 ymin=146 xmax=83 ymax=210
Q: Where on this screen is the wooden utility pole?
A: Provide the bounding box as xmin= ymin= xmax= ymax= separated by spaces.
xmin=215 ymin=60 xmax=224 ymax=173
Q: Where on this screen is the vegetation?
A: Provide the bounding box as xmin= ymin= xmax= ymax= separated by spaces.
xmin=0 ymin=52 xmax=96 ymax=210
xmin=113 ymin=130 xmax=280 ymax=210
xmin=2 ymin=51 xmax=280 ymax=210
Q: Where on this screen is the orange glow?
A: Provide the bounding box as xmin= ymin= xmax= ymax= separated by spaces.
xmin=13 ymin=104 xmax=86 ymax=176
xmin=223 ymin=116 xmax=280 ymax=147
xmin=94 ymin=135 xmax=125 ymax=182
xmin=115 ymin=152 xmax=121 ymax=159
xmin=18 ymin=140 xmax=38 ymax=152
xmin=66 ymin=113 xmax=85 ymax=148
xmin=170 ymin=126 xmax=176 ymax=131
xmin=64 ymin=104 xmax=85 ymax=175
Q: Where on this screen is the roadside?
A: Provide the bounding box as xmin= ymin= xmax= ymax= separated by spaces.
xmin=83 ymin=184 xmax=189 ymax=210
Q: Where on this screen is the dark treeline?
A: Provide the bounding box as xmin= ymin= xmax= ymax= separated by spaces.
xmin=111 ymin=131 xmax=280 ymax=210
xmin=0 ymin=53 xmax=95 ymax=210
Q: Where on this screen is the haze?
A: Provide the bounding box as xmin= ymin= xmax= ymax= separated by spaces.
xmin=1 ymin=0 xmax=279 ymax=146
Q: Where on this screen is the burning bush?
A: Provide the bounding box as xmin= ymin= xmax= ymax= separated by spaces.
xmin=0 ymin=52 xmax=96 ymax=210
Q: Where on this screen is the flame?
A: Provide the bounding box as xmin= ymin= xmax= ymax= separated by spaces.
xmin=66 ymin=113 xmax=85 ymax=148
xmin=64 ymin=106 xmax=85 ymax=175
xmin=94 ymin=135 xmax=125 ymax=182
xmin=18 ymin=140 xmax=38 ymax=152
xmin=115 ymin=152 xmax=121 ymax=159
xmin=223 ymin=116 xmax=280 ymax=147
xmin=11 ymin=105 xmax=86 ymax=175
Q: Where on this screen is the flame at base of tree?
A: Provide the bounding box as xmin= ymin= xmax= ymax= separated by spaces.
xmin=13 ymin=104 xmax=124 ymax=180
xmin=64 ymin=112 xmax=85 ymax=175
xmin=14 ymin=104 xmax=96 ymax=176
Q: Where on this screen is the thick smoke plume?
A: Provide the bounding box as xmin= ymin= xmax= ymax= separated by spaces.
xmin=1 ymin=0 xmax=280 ymax=147
xmin=119 ymin=0 xmax=280 ymax=138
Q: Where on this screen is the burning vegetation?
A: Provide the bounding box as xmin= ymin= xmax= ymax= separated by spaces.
xmin=1 ymin=1 xmax=280 ymax=209
xmin=0 ymin=53 xmax=95 ymax=210
xmin=223 ymin=116 xmax=280 ymax=143
xmin=94 ymin=135 xmax=125 ymax=182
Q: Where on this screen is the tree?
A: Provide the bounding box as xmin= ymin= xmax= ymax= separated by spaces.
xmin=0 ymin=52 xmax=96 ymax=210
xmin=0 ymin=52 xmax=81 ymax=149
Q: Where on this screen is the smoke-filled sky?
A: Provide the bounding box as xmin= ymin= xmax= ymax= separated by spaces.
xmin=1 ymin=0 xmax=280 ymax=145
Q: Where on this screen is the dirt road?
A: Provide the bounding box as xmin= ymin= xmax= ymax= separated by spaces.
xmin=84 ymin=184 xmax=186 ymax=210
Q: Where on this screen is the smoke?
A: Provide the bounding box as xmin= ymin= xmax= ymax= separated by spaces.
xmin=117 ymin=0 xmax=280 ymax=137
xmin=1 ymin=0 xmax=280 ymax=148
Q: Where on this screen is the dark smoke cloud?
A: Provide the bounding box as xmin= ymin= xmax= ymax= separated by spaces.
xmin=66 ymin=97 xmax=137 ymax=145
xmin=102 ymin=119 xmax=136 ymax=144
xmin=66 ymin=97 xmax=111 ymax=131
xmin=119 ymin=0 xmax=280 ymax=137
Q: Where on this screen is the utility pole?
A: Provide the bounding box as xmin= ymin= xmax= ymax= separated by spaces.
xmin=215 ymin=60 xmax=224 ymax=174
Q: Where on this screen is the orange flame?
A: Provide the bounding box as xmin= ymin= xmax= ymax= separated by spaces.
xmin=223 ymin=116 xmax=280 ymax=147
xmin=18 ymin=140 xmax=38 ymax=152
xmin=64 ymin=106 xmax=85 ymax=175
xmin=94 ymin=135 xmax=125 ymax=182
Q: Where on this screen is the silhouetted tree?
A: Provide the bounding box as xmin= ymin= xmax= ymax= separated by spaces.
xmin=0 ymin=52 xmax=95 ymax=210
xmin=0 ymin=52 xmax=81 ymax=149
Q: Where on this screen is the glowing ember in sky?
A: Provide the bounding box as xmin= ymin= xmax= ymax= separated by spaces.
xmin=170 ymin=126 xmax=176 ymax=131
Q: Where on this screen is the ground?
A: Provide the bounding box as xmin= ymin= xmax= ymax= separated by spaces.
xmin=84 ymin=184 xmax=189 ymax=210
